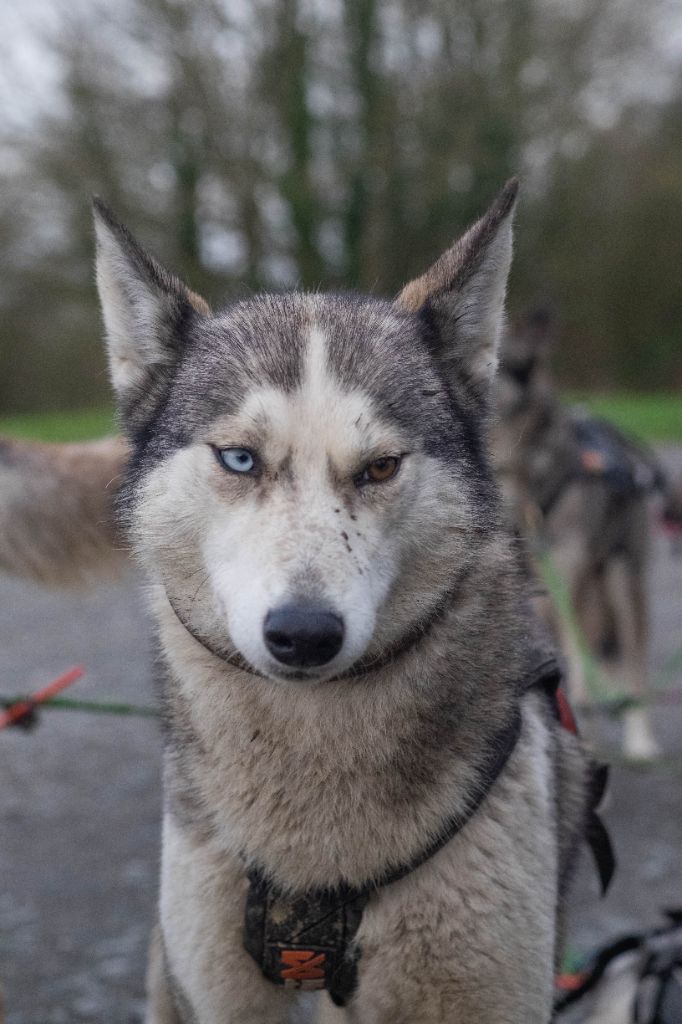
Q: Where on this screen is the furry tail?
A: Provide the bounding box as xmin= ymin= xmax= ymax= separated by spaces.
xmin=0 ymin=435 xmax=130 ymax=586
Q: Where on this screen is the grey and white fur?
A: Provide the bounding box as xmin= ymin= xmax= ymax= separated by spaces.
xmin=85 ymin=181 xmax=594 ymax=1023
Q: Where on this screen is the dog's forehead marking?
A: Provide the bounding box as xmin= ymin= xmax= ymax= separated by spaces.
xmin=236 ymin=323 xmax=381 ymax=466
xmin=305 ymin=323 xmax=328 ymax=403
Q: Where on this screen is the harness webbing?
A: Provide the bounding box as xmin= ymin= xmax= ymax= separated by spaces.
xmin=555 ymin=912 xmax=682 ymax=1019
xmin=241 ymin=655 xmax=615 ymax=1007
xmin=242 ymin=709 xmax=523 ymax=1006
xmin=531 ymin=660 xmax=616 ymax=896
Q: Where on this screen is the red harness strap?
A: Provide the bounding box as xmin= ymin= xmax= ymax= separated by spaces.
xmin=555 ymin=687 xmax=579 ymax=735
xmin=525 ymin=654 xmax=615 ymax=895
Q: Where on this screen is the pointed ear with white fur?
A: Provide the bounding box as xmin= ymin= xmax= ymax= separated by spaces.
xmin=93 ymin=198 xmax=210 ymax=435
xmin=398 ymin=179 xmax=518 ymax=408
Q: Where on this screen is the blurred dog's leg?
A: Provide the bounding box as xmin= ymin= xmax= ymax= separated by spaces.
xmin=605 ymin=554 xmax=660 ymax=760
xmin=549 ymin=534 xmax=591 ymax=706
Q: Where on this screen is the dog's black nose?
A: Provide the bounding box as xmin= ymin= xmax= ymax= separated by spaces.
xmin=263 ymin=605 xmax=344 ymax=668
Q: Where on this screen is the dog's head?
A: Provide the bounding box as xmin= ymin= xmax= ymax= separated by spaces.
xmin=94 ymin=182 xmax=518 ymax=681
xmin=495 ymin=306 xmax=556 ymax=420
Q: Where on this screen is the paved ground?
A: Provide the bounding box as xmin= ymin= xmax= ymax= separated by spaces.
xmin=1 ymin=449 xmax=680 ymax=1023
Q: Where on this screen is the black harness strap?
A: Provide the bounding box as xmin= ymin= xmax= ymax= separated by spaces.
xmin=368 ymin=710 xmax=523 ymax=889
xmin=555 ymin=913 xmax=682 ymax=1020
xmin=242 ymin=710 xmax=522 ymax=1006
xmin=584 ymin=764 xmax=616 ymax=895
xmin=242 ymin=655 xmax=615 ymax=1007
xmin=529 ymin=414 xmax=665 ymax=520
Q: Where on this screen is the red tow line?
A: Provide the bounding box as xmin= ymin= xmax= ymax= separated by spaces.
xmin=0 ymin=665 xmax=85 ymax=730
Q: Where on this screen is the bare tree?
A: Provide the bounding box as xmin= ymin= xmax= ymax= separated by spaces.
xmin=0 ymin=0 xmax=679 ymax=412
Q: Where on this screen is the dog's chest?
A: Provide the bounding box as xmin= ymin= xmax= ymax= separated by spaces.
xmin=166 ymin=665 xmax=486 ymax=891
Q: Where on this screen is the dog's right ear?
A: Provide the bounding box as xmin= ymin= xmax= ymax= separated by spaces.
xmin=93 ymin=198 xmax=210 ymax=435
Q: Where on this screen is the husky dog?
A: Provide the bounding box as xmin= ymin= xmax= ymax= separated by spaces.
xmin=0 ymin=435 xmax=129 ymax=585
xmin=66 ymin=181 xmax=600 ymax=1024
xmin=491 ymin=310 xmax=661 ymax=760
xmin=555 ymin=912 xmax=682 ymax=1024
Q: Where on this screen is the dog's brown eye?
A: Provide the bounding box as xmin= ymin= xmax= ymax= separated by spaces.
xmin=358 ymin=456 xmax=401 ymax=486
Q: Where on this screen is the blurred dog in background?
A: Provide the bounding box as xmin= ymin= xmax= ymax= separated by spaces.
xmin=0 ymin=435 xmax=129 ymax=586
xmin=491 ymin=309 xmax=665 ymax=760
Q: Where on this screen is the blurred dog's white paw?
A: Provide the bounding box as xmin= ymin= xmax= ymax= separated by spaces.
xmin=623 ymin=707 xmax=661 ymax=761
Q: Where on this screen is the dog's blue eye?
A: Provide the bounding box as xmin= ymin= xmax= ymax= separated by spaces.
xmin=217 ymin=447 xmax=256 ymax=474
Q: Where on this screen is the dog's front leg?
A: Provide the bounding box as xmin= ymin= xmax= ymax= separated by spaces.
xmin=338 ymin=874 xmax=556 ymax=1024
xmin=148 ymin=811 xmax=295 ymax=1024
xmin=146 ymin=922 xmax=182 ymax=1024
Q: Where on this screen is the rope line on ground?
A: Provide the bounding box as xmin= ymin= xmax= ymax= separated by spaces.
xmin=0 ymin=666 xmax=85 ymax=730
xmin=3 ymin=602 xmax=682 ymax=732
xmin=1 ymin=695 xmax=159 ymax=719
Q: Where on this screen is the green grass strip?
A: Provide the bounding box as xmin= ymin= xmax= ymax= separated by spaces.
xmin=0 ymin=407 xmax=116 ymax=442
xmin=564 ymin=393 xmax=682 ymax=442
xmin=0 ymin=394 xmax=679 ymax=443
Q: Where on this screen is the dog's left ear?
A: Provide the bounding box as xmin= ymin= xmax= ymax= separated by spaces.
xmin=93 ymin=198 xmax=210 ymax=435
xmin=397 ymin=179 xmax=518 ymax=406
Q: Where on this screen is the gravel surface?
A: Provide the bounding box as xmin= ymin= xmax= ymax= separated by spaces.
xmin=1 ymin=448 xmax=680 ymax=1023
